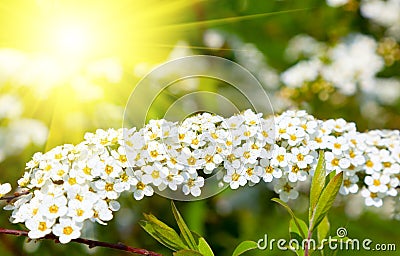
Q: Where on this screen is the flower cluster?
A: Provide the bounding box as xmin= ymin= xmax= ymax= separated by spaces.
xmin=327 ymin=0 xmax=400 ymax=40
xmin=2 ymin=110 xmax=400 ymax=242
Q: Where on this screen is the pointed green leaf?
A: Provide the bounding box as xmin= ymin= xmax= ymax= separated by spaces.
xmin=198 ymin=237 xmax=214 ymax=256
xmin=289 ymin=217 xmax=308 ymax=240
xmin=173 ymin=249 xmax=203 ymax=256
xmin=140 ymin=215 xmax=187 ymax=251
xmin=310 ymin=152 xmax=326 ymax=220
xmin=272 ymin=198 xmax=306 ymax=238
xmin=171 ymin=201 xmax=198 ymax=250
xmin=317 ymin=216 xmax=330 ymax=244
xmin=310 ymin=172 xmax=343 ymax=232
xmin=232 ymin=241 xmax=258 ymax=256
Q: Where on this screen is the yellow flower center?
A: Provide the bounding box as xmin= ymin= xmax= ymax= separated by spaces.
xmin=38 ymin=222 xmax=47 ymax=231
xmin=63 ymin=226 xmax=73 ymax=235
xmin=383 ymin=162 xmax=392 ymax=168
xmin=49 ymin=205 xmax=59 ymax=214
xmin=366 ymin=160 xmax=374 ymax=168
xmin=251 ymin=144 xmax=259 ymax=150
xmin=283 ymin=183 xmax=292 ymax=193
xmin=151 ymin=171 xmax=160 ymax=179
xmin=277 ymin=155 xmax=285 ymax=162
xmin=227 ymin=154 xmax=236 ymax=162
xmin=105 ymin=183 xmax=114 ymax=191
xmin=83 ymin=166 xmax=91 ymax=175
xmin=373 ymin=179 xmax=381 ymax=186
xmin=119 ymin=155 xmax=127 ymax=163
xmin=297 ymin=154 xmax=304 ymax=161
xmin=76 ymin=209 xmax=84 ymax=217
xmin=187 ymin=156 xmax=196 ymax=165
xmin=331 ymin=159 xmax=339 ymax=166
xmin=137 ymin=182 xmax=145 ymax=190
xmin=68 ymin=177 xmax=77 ymax=185
xmin=370 ymin=192 xmax=378 ymax=199
xmin=150 ymin=150 xmax=158 ymax=158
xmin=105 ymin=165 xmax=114 ymax=175
xmin=265 ymin=166 xmax=274 ymax=174
xmin=232 ymin=173 xmax=240 ymax=182
xmin=205 ymin=155 xmax=213 ymax=163
xmin=75 ymin=194 xmax=83 ymax=201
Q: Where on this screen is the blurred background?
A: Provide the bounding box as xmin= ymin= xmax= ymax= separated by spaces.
xmin=1 ymin=0 xmax=400 ymax=255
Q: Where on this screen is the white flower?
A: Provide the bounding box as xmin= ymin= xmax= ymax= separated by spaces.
xmin=52 ymin=217 xmax=83 ymax=244
xmin=361 ymin=188 xmax=384 ymax=207
xmin=386 ymin=177 xmax=399 ymax=196
xmin=340 ymin=175 xmax=359 ymax=195
xmin=287 ymin=165 xmax=308 ymax=182
xmin=182 ymin=174 xmax=204 ymax=197
xmin=328 ymin=137 xmax=350 ymax=155
xmin=142 ymin=163 xmax=168 ymax=187
xmin=325 ymin=152 xmax=350 ymax=173
xmin=91 ymin=200 xmax=113 ymax=225
xmin=256 ymin=158 xmax=282 ymax=183
xmin=223 ymin=169 xmax=247 ymax=189
xmin=274 ymin=178 xmax=299 ymax=202
xmin=41 ymin=195 xmax=68 ymax=220
xmin=281 ymin=126 xmax=306 ymax=146
xmin=365 ymin=173 xmax=390 ymax=193
xmin=271 ymin=146 xmax=290 ymax=168
xmin=290 ymin=147 xmax=315 ymax=169
xmin=0 ymin=183 xmax=11 ymax=198
xmin=67 ymin=199 xmax=94 ymax=222
xmin=26 ymin=217 xmax=55 ymax=239
xmin=132 ymin=170 xmax=154 ymax=200
xmin=243 ymin=165 xmax=262 ymax=184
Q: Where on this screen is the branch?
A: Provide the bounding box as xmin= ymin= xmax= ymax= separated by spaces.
xmin=0 ymin=228 xmax=163 ymax=256
xmin=0 ymin=191 xmax=30 ymax=203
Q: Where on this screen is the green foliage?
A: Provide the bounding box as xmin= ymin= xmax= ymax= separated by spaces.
xmin=231 ymin=241 xmax=258 ymax=256
xmin=171 ymin=201 xmax=199 ymax=251
xmin=140 ymin=213 xmax=188 ymax=251
xmin=273 ymin=155 xmax=346 ymax=256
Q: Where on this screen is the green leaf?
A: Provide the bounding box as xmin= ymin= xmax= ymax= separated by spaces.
xmin=289 ymin=217 xmax=308 ymax=240
xmin=310 ymin=151 xmax=326 ymax=220
xmin=310 ymin=172 xmax=343 ymax=232
xmin=272 ymin=198 xmax=306 ymax=238
xmin=140 ymin=213 xmax=187 ymax=251
xmin=317 ymin=216 xmax=330 ymax=244
xmin=173 ymin=249 xmax=203 ymax=256
xmin=232 ymin=241 xmax=258 ymax=256
xmin=171 ymin=201 xmax=198 ymax=250
xmin=198 ymin=237 xmax=214 ymax=256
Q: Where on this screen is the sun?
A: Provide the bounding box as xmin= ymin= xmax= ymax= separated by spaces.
xmin=53 ymin=24 xmax=92 ymax=57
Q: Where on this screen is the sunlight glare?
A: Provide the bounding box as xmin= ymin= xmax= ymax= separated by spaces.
xmin=53 ymin=25 xmax=92 ymax=57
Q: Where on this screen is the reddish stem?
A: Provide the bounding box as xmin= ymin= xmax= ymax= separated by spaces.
xmin=0 ymin=228 xmax=162 ymax=256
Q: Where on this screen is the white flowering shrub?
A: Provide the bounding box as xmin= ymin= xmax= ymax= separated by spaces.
xmin=1 ymin=109 xmax=399 ymax=243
